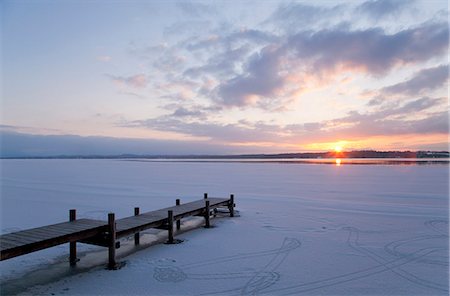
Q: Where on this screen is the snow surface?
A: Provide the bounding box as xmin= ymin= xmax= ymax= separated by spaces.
xmin=0 ymin=159 xmax=448 ymax=295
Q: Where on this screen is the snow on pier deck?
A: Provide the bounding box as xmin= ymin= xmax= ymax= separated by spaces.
xmin=0 ymin=195 xmax=235 ymax=269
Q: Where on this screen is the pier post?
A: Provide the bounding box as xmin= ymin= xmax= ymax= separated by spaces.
xmin=205 ymin=200 xmax=210 ymax=228
xmin=134 ymin=207 xmax=140 ymax=245
xmin=229 ymin=194 xmax=235 ymax=217
xmin=176 ymin=199 xmax=181 ymax=230
xmin=69 ymin=209 xmax=78 ymax=266
xmin=204 ymin=193 xmax=208 ymax=199
xmin=108 ymin=213 xmax=117 ymax=270
xmin=167 ymin=210 xmax=174 ymax=243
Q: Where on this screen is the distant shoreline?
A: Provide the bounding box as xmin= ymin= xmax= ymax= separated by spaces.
xmin=1 ymin=150 xmax=449 ymax=160
xmin=118 ymin=158 xmax=449 ymax=166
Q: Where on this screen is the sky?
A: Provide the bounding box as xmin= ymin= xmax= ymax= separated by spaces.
xmin=1 ymin=0 xmax=449 ymax=156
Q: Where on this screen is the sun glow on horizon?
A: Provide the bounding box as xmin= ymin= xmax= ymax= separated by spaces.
xmin=334 ymin=146 xmax=343 ymax=153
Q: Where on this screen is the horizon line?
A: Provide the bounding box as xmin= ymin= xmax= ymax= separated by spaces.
xmin=1 ymin=150 xmax=449 ymax=159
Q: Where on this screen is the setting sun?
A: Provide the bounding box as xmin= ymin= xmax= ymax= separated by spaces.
xmin=334 ymin=146 xmax=343 ymax=153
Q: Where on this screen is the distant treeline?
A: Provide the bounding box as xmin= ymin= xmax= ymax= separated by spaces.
xmin=208 ymin=150 xmax=449 ymax=159
xmin=2 ymin=150 xmax=449 ymax=159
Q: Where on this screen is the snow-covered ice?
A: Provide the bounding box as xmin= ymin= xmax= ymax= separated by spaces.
xmin=0 ymin=159 xmax=448 ymax=295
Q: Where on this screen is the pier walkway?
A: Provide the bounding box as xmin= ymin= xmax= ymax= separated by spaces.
xmin=0 ymin=194 xmax=235 ymax=269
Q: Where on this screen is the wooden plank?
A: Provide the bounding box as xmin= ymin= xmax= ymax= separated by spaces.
xmin=0 ymin=238 xmax=25 ymax=249
xmin=28 ymin=227 xmax=72 ymax=236
xmin=69 ymin=219 xmax=107 ymax=227
xmin=118 ymin=215 xmax=160 ymax=223
xmin=0 ymin=220 xmax=106 ymax=241
xmin=35 ymin=225 xmax=91 ymax=235
xmin=13 ymin=229 xmax=68 ymax=241
xmin=1 ymin=225 xmax=107 ymax=261
xmin=28 ymin=228 xmax=75 ymax=238
xmin=119 ymin=215 xmax=164 ymax=223
xmin=0 ymin=241 xmax=18 ymax=250
xmin=1 ymin=233 xmax=46 ymax=246
xmin=13 ymin=230 xmax=72 ymax=244
xmin=117 ymin=216 xmax=162 ymax=226
xmin=139 ymin=213 xmax=166 ymax=219
xmin=1 ymin=225 xmax=107 ymax=250
xmin=47 ymin=221 xmax=105 ymax=232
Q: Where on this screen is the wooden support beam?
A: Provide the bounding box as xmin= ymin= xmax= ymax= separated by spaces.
xmin=229 ymin=194 xmax=235 ymax=217
xmin=108 ymin=213 xmax=117 ymax=270
xmin=205 ymin=200 xmax=210 ymax=228
xmin=175 ymin=199 xmax=181 ymax=230
xmin=69 ymin=209 xmax=78 ymax=266
xmin=167 ymin=210 xmax=174 ymax=244
xmin=134 ymin=207 xmax=140 ymax=245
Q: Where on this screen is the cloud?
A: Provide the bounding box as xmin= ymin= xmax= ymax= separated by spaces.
xmin=325 ymin=97 xmax=448 ymax=138
xmin=216 ymin=45 xmax=287 ymax=107
xmin=163 ymin=20 xmax=212 ymax=37
xmin=269 ymin=2 xmax=347 ymax=31
xmin=172 ymin=107 xmax=205 ymax=119
xmin=367 ymin=96 xmax=385 ymax=106
xmin=182 ymin=29 xmax=277 ymax=80
xmin=97 ymin=55 xmax=112 ymax=62
xmin=121 ymin=114 xmax=288 ymax=144
xmin=129 ymin=42 xmax=169 ymax=58
xmin=343 ymin=111 xmax=449 ymax=137
xmin=356 ymin=0 xmax=412 ymax=20
xmin=287 ymin=22 xmax=449 ymax=76
xmin=381 ymin=65 xmax=449 ymax=95
xmin=127 ymin=2 xmax=448 ymax=113
xmin=183 ymin=45 xmax=250 ymax=79
xmin=108 ymin=74 xmax=148 ymax=88
xmin=210 ymin=22 xmax=448 ymax=109
xmin=120 ymin=95 xmax=448 ymax=148
xmin=394 ymin=97 xmax=445 ymax=114
xmin=176 ymin=2 xmax=216 ymax=18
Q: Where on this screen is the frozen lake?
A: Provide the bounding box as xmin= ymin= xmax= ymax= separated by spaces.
xmin=0 ymin=159 xmax=448 ymax=295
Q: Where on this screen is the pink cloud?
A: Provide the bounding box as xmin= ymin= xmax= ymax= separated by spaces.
xmin=108 ymin=74 xmax=148 ymax=88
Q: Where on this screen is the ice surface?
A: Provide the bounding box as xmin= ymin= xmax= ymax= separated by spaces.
xmin=0 ymin=159 xmax=448 ymax=295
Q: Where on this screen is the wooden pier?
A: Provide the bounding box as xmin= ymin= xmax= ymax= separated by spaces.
xmin=0 ymin=194 xmax=235 ymax=270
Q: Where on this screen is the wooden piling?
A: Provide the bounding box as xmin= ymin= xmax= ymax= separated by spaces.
xmin=108 ymin=213 xmax=117 ymax=270
xmin=204 ymin=193 xmax=208 ymax=199
xmin=167 ymin=210 xmax=174 ymax=243
xmin=134 ymin=207 xmax=140 ymax=245
xmin=175 ymin=199 xmax=181 ymax=230
xmin=69 ymin=209 xmax=77 ymax=266
xmin=229 ymin=194 xmax=235 ymax=217
xmin=205 ymin=200 xmax=210 ymax=228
